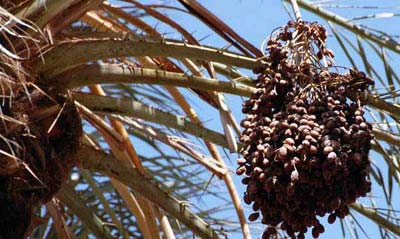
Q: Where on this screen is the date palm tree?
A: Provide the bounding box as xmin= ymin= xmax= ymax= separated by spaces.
xmin=0 ymin=0 xmax=399 ymax=238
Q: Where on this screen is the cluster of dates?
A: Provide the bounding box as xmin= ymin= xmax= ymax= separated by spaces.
xmin=237 ymin=21 xmax=373 ymax=239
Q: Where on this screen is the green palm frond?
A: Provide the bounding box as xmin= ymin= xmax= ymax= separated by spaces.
xmin=0 ymin=1 xmax=399 ymax=238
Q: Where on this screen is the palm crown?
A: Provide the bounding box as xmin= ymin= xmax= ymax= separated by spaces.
xmin=0 ymin=0 xmax=399 ymax=239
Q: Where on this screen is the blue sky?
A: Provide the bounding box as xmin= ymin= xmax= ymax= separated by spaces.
xmin=110 ymin=1 xmax=400 ymax=238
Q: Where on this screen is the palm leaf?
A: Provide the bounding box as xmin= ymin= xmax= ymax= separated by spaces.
xmin=1 ymin=1 xmax=400 ymax=238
